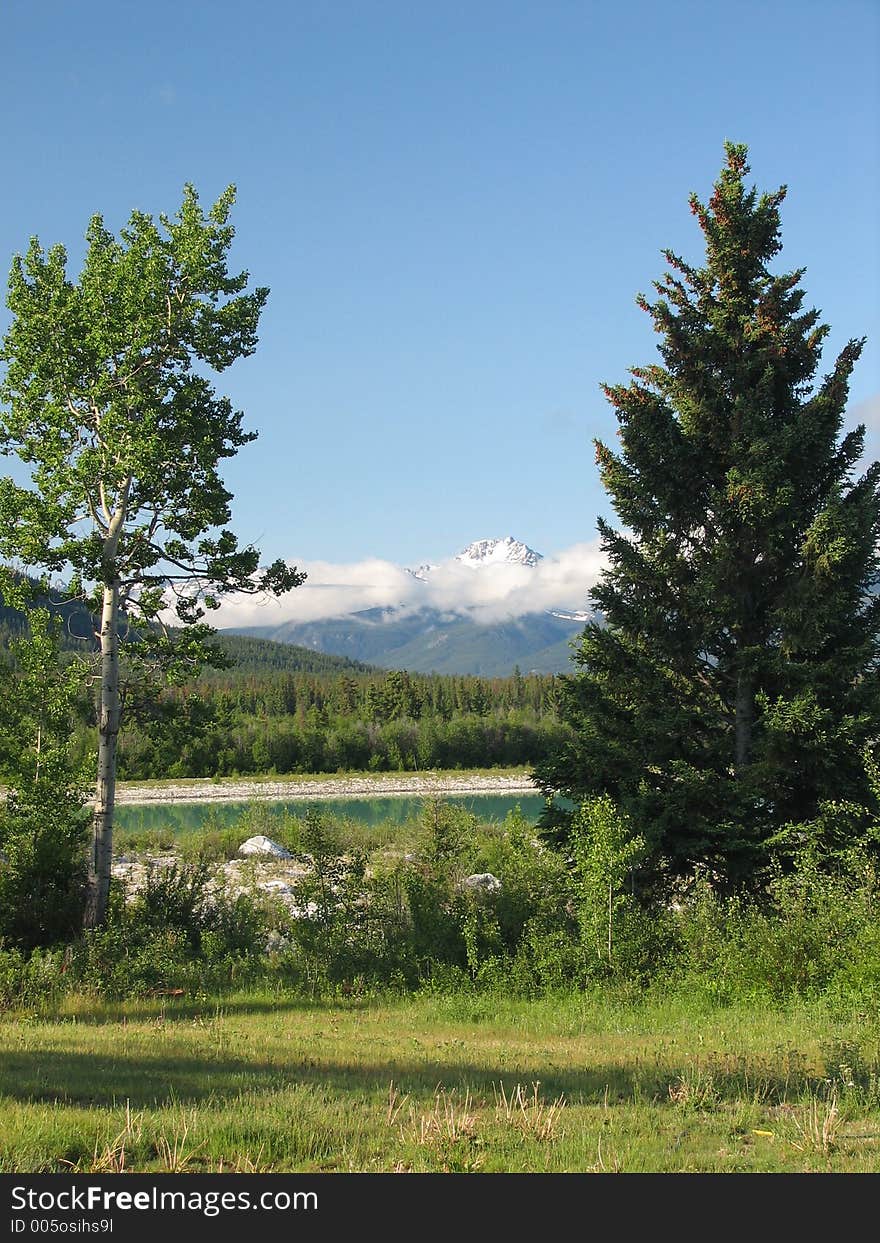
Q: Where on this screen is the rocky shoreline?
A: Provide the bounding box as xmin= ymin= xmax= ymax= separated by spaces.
xmin=115 ymin=771 xmax=541 ymax=807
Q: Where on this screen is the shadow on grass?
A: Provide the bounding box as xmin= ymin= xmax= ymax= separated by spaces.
xmin=52 ymin=994 xmax=376 ymax=1025
xmin=0 ymin=1045 xmax=819 ymax=1110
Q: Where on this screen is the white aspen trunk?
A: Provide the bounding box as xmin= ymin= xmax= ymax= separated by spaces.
xmin=84 ymin=580 xmax=121 ymax=929
xmin=84 ymin=478 xmax=131 ymax=930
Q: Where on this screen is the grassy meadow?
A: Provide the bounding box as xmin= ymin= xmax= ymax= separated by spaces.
xmin=2 ymin=989 xmax=879 ymax=1173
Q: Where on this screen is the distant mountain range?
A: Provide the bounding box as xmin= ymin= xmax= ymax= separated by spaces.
xmin=230 ymin=606 xmax=584 ymax=677
xmin=1 ymin=538 xmax=594 ymax=678
xmin=227 ymin=537 xmax=593 ymax=676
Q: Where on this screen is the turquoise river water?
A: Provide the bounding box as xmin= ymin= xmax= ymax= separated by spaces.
xmin=115 ymin=792 xmax=547 ymax=837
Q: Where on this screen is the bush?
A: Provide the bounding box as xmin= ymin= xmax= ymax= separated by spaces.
xmin=0 ymin=610 xmax=92 ymax=949
xmin=476 ymin=807 xmax=573 ymax=953
xmin=266 ymin=810 xmax=418 ymax=988
xmin=569 ymin=795 xmax=653 ymax=979
xmin=0 ymin=786 xmax=89 ymax=950
xmin=0 ymin=945 xmax=69 ymax=1009
xmin=666 ymin=854 xmax=880 ymax=1004
xmin=128 ymin=860 xmax=266 ymax=954
xmin=66 ymin=861 xmax=270 ymax=997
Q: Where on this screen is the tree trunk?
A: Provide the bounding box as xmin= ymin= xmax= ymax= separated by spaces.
xmin=84 ymin=580 xmax=120 ymax=929
xmin=735 ymin=666 xmax=754 ymax=770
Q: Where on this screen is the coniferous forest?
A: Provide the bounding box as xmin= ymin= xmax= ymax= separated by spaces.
xmin=0 ymin=590 xmax=567 ymax=778
xmin=110 ymin=667 xmax=567 ymax=780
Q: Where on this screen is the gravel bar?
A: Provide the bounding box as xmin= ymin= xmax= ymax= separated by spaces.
xmin=116 ymin=772 xmax=541 ymax=806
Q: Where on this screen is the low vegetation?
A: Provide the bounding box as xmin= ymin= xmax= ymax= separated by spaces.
xmin=4 ymin=799 xmax=880 ymax=1007
xmin=0 ymin=797 xmax=879 ymax=1172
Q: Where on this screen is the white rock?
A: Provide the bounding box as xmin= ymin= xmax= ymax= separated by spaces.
xmin=461 ymin=872 xmax=502 ymax=894
xmin=238 ymin=835 xmax=292 ymax=859
xmin=258 ymin=879 xmax=297 ymax=897
xmin=289 ymin=900 xmax=321 ymax=920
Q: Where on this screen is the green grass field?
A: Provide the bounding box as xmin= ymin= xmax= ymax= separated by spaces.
xmin=2 ymin=989 xmax=879 ymax=1173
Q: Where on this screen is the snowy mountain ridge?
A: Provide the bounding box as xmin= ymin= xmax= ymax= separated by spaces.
xmin=406 ymin=537 xmax=543 ymax=580
xmin=455 ymin=536 xmax=543 ymax=569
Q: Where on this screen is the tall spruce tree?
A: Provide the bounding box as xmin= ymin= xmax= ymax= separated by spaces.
xmin=535 ymin=143 xmax=880 ymax=886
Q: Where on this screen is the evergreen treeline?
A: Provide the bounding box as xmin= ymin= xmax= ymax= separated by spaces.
xmin=104 ymin=668 xmax=569 ymax=779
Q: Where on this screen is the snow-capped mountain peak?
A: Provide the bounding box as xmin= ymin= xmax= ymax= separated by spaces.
xmin=405 ymin=563 xmax=438 ymax=582
xmin=405 ymin=538 xmax=542 ymax=579
xmin=454 ymin=536 xmax=543 ymax=569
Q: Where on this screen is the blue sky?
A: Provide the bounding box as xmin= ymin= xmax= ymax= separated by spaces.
xmin=1 ymin=0 xmax=878 ymax=614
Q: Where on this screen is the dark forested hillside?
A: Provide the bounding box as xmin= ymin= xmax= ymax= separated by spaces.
xmin=0 ymin=582 xmax=372 ymax=676
xmin=204 ymin=633 xmax=373 ymax=677
xmin=0 ymin=584 xmax=95 ymax=653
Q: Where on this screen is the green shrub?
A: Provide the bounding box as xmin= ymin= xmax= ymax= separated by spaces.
xmin=475 ymin=807 xmax=574 ymax=954
xmin=666 ymin=854 xmax=880 ymax=1004
xmin=509 ymin=921 xmax=586 ymax=994
xmin=66 ymin=862 xmax=270 ymax=997
xmin=0 ymin=945 xmax=68 ymax=1009
xmin=569 ymin=795 xmax=652 ymax=978
xmin=0 ymin=610 xmax=92 ymax=949
xmin=0 ymin=787 xmax=89 ymax=950
xmin=268 ymin=811 xmax=421 ymax=988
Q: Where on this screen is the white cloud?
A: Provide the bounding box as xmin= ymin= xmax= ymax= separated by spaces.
xmin=212 ymin=558 xmax=415 ymax=628
xmin=213 ymin=541 xmax=606 ymax=630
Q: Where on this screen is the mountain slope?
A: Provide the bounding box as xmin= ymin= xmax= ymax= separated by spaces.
xmin=225 ymin=535 xmax=592 ymax=676
xmin=233 ymin=607 xmax=585 ymax=676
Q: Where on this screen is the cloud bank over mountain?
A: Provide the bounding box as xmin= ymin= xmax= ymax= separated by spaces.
xmin=214 ymin=539 xmax=605 ymax=630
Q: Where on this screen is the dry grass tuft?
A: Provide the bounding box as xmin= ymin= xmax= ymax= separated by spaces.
xmin=413 ymin=1086 xmax=479 ymax=1147
xmin=60 ymin=1101 xmax=142 ymax=1174
xmin=212 ymin=1145 xmax=271 ymax=1173
xmin=788 ymin=1089 xmax=840 ymax=1156
xmin=493 ymin=1081 xmax=566 ymax=1142
xmin=155 ymin=1111 xmax=206 ymax=1172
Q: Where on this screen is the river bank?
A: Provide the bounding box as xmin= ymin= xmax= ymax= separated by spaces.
xmin=116 ymin=770 xmax=541 ymax=806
